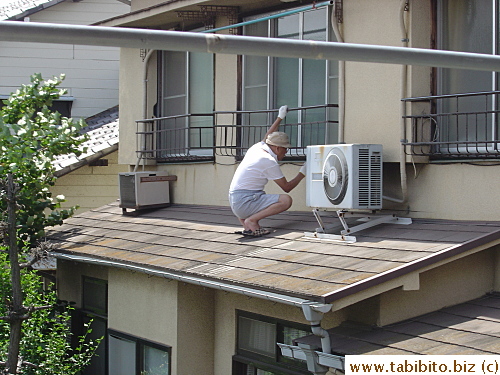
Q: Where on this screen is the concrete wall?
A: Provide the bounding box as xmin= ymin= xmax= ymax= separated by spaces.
xmin=51 ymin=150 xmax=129 ymax=213
xmin=0 ymin=0 xmax=129 ymax=119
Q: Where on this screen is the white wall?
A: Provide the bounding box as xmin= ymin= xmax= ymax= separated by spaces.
xmin=0 ymin=0 xmax=129 ymax=119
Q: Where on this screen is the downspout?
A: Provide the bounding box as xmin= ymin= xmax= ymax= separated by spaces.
xmin=331 ymin=2 xmax=345 ymax=143
xmin=300 ymin=302 xmax=333 ymax=375
xmin=383 ymin=0 xmax=409 ymax=204
xmin=134 ymin=48 xmax=155 ymax=172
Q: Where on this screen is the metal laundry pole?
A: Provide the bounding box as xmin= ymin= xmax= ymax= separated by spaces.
xmin=0 ymin=21 xmax=500 ymax=71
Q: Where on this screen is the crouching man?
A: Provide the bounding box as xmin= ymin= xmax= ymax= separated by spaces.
xmin=229 ymin=105 xmax=306 ymax=237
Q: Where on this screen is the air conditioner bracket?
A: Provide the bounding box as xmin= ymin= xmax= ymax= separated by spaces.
xmin=305 ymin=209 xmax=412 ymax=243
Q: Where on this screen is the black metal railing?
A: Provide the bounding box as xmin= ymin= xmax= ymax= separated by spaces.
xmin=136 ymin=104 xmax=338 ymax=162
xmin=402 ymin=91 xmax=500 ymax=159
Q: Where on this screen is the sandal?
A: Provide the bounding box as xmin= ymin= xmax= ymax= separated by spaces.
xmin=241 ymin=228 xmax=271 ymax=237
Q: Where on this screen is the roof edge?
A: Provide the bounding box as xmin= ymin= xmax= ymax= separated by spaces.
xmin=7 ymin=0 xmax=66 ymax=20
xmin=52 ymin=252 xmax=316 ymax=307
xmin=54 ymin=143 xmax=118 ymax=177
xmin=323 ymin=229 xmax=500 ymax=303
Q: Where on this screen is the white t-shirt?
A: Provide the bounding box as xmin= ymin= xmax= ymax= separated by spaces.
xmin=229 ymin=141 xmax=284 ymax=192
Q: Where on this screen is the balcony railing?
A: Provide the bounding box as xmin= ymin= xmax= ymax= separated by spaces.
xmin=136 ymin=104 xmax=338 ymax=163
xmin=402 ymin=91 xmax=500 ymax=159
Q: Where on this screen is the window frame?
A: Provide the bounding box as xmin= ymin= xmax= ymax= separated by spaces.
xmin=156 ymin=29 xmax=215 ymax=162
xmin=82 ymin=275 xmax=108 ymax=317
xmin=241 ymin=5 xmax=339 ymax=149
xmin=434 ymin=0 xmax=499 ymax=155
xmin=234 ymin=311 xmax=311 ymax=375
xmin=108 ymin=329 xmax=172 ymax=375
xmin=78 ymin=276 xmax=108 ymax=375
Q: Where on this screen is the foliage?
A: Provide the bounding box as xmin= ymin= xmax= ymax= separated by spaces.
xmin=0 ymin=73 xmax=88 ymax=247
xmin=0 ymin=252 xmax=100 ymax=374
xmin=0 ymin=74 xmax=99 ymax=374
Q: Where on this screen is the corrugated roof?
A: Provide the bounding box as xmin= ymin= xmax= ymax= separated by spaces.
xmin=47 ymin=202 xmax=500 ymax=303
xmin=295 ymin=293 xmax=500 ymax=355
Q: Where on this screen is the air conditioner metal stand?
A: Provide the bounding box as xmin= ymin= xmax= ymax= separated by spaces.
xmin=304 ymin=209 xmax=412 ymax=243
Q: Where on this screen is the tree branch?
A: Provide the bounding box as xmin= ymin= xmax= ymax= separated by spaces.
xmin=0 ymin=304 xmax=52 ymax=323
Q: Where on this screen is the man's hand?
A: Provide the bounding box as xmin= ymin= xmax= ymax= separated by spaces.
xmin=278 ymin=105 xmax=288 ymax=119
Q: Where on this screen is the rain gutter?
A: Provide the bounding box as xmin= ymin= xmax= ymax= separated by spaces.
xmin=52 ymin=251 xmax=335 ymax=362
xmin=201 ymin=1 xmax=333 ymax=34
xmin=51 ymin=252 xmax=315 ymax=307
xmin=2 ymin=21 xmax=500 ymax=71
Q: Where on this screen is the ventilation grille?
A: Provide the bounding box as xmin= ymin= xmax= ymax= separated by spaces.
xmin=358 ymin=149 xmax=382 ymax=207
xmin=119 ymin=174 xmax=137 ymax=207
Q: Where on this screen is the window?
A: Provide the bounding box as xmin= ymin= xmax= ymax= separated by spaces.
xmin=233 ymin=311 xmax=311 ymax=375
xmin=243 ymin=6 xmax=339 ymax=148
xmin=436 ymin=0 xmax=499 ymax=154
xmin=108 ymin=330 xmax=171 ymax=375
xmin=83 ymin=276 xmax=107 ymax=316
xmin=78 ymin=276 xmax=108 ymax=375
xmin=0 ymin=97 xmax=73 ymax=118
xmin=158 ymin=47 xmax=214 ymax=160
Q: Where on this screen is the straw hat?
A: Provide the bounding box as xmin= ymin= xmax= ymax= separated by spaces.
xmin=265 ymin=131 xmax=291 ymax=148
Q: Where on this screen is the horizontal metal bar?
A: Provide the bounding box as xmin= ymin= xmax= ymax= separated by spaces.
xmin=403 ymin=90 xmax=500 ymax=102
xmin=214 ymin=104 xmax=339 ymax=115
xmin=2 ymin=21 xmax=500 ymax=71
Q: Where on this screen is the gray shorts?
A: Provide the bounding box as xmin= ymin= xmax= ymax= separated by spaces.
xmin=229 ymin=190 xmax=280 ymax=220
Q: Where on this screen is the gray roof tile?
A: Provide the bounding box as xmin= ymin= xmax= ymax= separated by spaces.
xmin=47 ymin=202 xmax=500 ymax=302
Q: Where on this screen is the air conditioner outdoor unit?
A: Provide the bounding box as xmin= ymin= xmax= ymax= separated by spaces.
xmin=306 ymin=144 xmax=383 ymax=210
xmin=119 ymin=171 xmax=170 ymax=212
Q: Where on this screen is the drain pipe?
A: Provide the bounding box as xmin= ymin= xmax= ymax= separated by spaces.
xmin=134 ymin=48 xmax=155 ymax=172
xmin=330 ymin=2 xmax=345 ymax=143
xmin=331 ymin=2 xmax=345 ymax=143
xmin=383 ymin=0 xmax=409 ymax=204
xmin=301 ymin=301 xmax=332 ymax=374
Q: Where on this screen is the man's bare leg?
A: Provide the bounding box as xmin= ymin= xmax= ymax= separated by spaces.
xmin=244 ymin=195 xmax=292 ymax=231
xmin=238 ymin=218 xmax=246 ymax=228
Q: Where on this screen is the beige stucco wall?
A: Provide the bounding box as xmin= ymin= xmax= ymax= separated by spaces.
xmin=117 ymin=0 xmax=500 ymax=222
xmin=56 ymin=243 xmax=497 ymax=373
xmin=119 ymin=48 xmax=146 ymax=166
xmin=56 ymin=259 xmax=352 ymax=374
xmin=404 ymin=163 xmax=500 ymax=220
xmin=108 ymin=270 xmax=182 ymax=373
xmin=57 ymin=264 xmax=215 ymax=375
xmin=51 ymin=150 xmax=129 ymax=213
xmin=378 ymin=249 xmax=497 ymax=326
xmin=177 ymin=282 xmax=215 ymax=375
xmin=342 ymin=0 xmax=409 ymax=162
xmin=56 ymin=259 xmax=108 ymax=308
